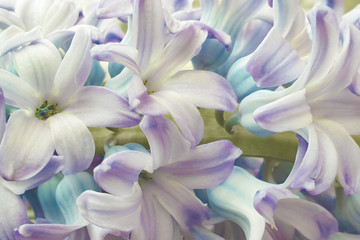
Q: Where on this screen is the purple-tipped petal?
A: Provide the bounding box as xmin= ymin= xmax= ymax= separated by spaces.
xmin=15 ymin=223 xmax=84 ymax=240
xmin=77 ymin=190 xmax=142 ymax=231
xmin=253 ymin=89 xmax=312 ymax=132
xmin=94 ymin=150 xmax=151 ymax=196
xmin=151 ymin=174 xmax=209 ymax=229
xmin=246 ymin=28 xmax=306 ymax=88
xmin=0 ymin=184 xmax=27 ymax=240
xmin=160 ymin=70 xmax=238 ymax=112
xmin=91 ymin=43 xmax=140 ymax=76
xmin=0 ymin=110 xmax=54 ymax=181
xmin=62 ymin=86 xmax=140 ymax=128
xmin=316 ymin=120 xmax=360 ymax=195
xmin=295 ymin=6 xmax=339 ymax=88
xmin=253 ymin=187 xmax=297 ymax=228
xmin=274 ymin=198 xmax=338 ymax=239
xmin=1 ymin=155 xmax=64 ymax=195
xmin=48 ymin=113 xmax=95 ymax=175
xmin=140 ymin=116 xmax=191 ymax=170
xmin=132 ymin=192 xmax=177 ymax=240
xmin=161 ymin=140 xmax=241 ymax=189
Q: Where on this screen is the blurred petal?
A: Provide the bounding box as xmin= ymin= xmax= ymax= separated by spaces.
xmin=140 ymin=115 xmax=191 ymax=170
xmin=48 ymin=113 xmax=95 ymax=175
xmin=0 ymin=88 xmax=5 ymax=142
xmin=16 ymin=224 xmax=85 ymax=240
xmin=96 ymin=0 xmax=133 ymax=19
xmin=0 ymin=110 xmax=54 ymax=180
xmin=0 ymin=184 xmax=27 ymax=240
xmin=162 ymin=140 xmax=241 ymax=189
xmin=62 ymin=86 xmax=140 ymax=128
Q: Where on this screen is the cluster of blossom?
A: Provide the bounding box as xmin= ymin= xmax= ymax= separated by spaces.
xmin=1 ymin=0 xmax=360 ymax=239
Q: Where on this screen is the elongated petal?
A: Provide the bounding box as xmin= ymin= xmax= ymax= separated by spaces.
xmin=0 ymin=88 xmax=5 ymax=142
xmin=15 ymin=224 xmax=85 ymax=240
xmin=91 ymin=43 xmax=140 ymax=76
xmin=77 ymin=190 xmax=142 ymax=231
xmin=0 ymin=184 xmax=27 ymax=240
xmin=152 ymin=174 xmax=209 ymax=229
xmin=1 ymin=156 xmax=64 ymax=195
xmin=162 ymin=140 xmax=241 ymax=189
xmin=0 ymin=26 xmax=42 ymax=57
xmin=41 ymin=0 xmax=81 ymax=35
xmin=288 ymin=124 xmax=338 ymax=194
xmin=140 ymin=116 xmax=191 ymax=170
xmin=0 ymin=69 xmax=39 ymax=109
xmin=48 ymin=113 xmax=95 ymax=174
xmin=207 ymin=167 xmax=267 ymax=240
xmin=132 ymin=0 xmax=165 ymax=70
xmin=62 ymin=86 xmax=140 ymax=128
xmin=274 ymin=198 xmax=338 ymax=239
xmin=53 ymin=27 xmax=92 ymax=104
xmin=253 ymin=89 xmax=313 ymax=132
xmin=295 ymin=6 xmax=339 ymax=88
xmin=0 ymin=110 xmax=54 ymax=180
xmin=246 ymin=28 xmax=305 ymax=88
xmin=145 ymin=25 xmax=207 ymax=85
xmin=155 ymin=90 xmax=204 ymax=147
xmin=132 ymin=192 xmax=176 ymax=240
xmin=316 ymin=120 xmax=360 ymax=195
xmin=273 ymin=0 xmax=299 ymax=37
xmin=15 ymin=0 xmax=53 ymax=29
xmin=94 ymin=151 xmax=152 ymax=196
xmin=13 ymin=39 xmax=61 ymax=100
xmin=96 ymin=0 xmax=133 ymax=18
xmin=160 ymin=70 xmax=238 ymax=112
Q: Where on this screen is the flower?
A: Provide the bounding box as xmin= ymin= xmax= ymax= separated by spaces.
xmin=0 ymin=27 xmax=140 ymax=181
xmin=77 ymin=115 xmax=241 ymax=239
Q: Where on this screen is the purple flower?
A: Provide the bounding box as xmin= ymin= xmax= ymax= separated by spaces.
xmin=77 ymin=115 xmax=241 ymax=239
xmin=0 ymin=28 xmax=140 ymax=181
xmin=239 ymin=6 xmax=360 ymax=195
xmin=93 ymin=0 xmax=238 ymax=147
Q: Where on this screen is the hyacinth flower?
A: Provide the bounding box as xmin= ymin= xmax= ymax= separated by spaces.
xmin=238 ymin=6 xmax=360 ymax=194
xmin=15 ymin=172 xmax=118 ymax=240
xmin=207 ymin=167 xmax=339 ymax=240
xmin=77 ymin=115 xmax=242 ymax=239
xmin=0 ymin=28 xmax=140 ymax=181
xmin=93 ymin=0 xmax=238 ymax=147
xmin=0 ymin=87 xmax=68 ymax=240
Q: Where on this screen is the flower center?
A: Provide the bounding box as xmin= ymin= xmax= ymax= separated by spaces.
xmin=139 ymin=170 xmax=153 ymax=185
xmin=143 ymin=80 xmax=154 ymax=95
xmin=35 ymin=100 xmax=59 ymax=120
